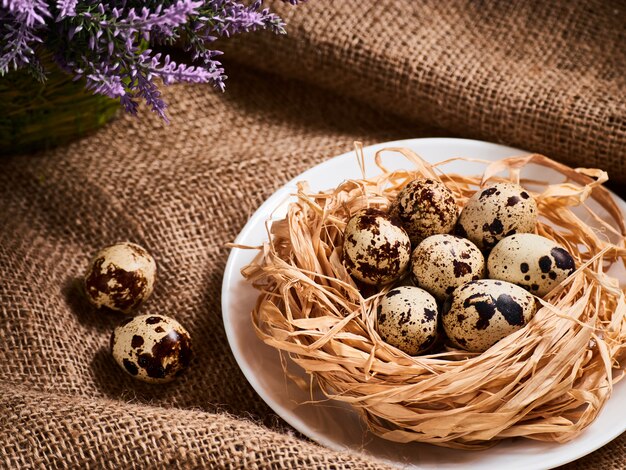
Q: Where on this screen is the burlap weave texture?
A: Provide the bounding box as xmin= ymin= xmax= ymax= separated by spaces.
xmin=225 ymin=0 xmax=626 ymax=184
xmin=1 ymin=0 xmax=625 ymax=468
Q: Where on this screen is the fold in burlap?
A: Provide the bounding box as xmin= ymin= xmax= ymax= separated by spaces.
xmin=0 ymin=66 xmax=426 ymax=468
xmin=1 ymin=1 xmax=625 ymax=468
xmin=2 ymin=385 xmax=393 ymax=469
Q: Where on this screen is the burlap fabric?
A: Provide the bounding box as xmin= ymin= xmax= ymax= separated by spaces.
xmin=1 ymin=1 xmax=625 ymax=468
xmin=225 ymin=0 xmax=626 ymax=186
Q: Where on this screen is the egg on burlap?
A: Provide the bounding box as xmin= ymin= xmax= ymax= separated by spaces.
xmin=111 ymin=314 xmax=192 ymax=383
xmin=84 ymin=242 xmax=156 ymax=313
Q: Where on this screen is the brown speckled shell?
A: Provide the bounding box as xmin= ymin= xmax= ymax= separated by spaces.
xmin=376 ymin=286 xmax=438 ymax=355
xmin=456 ymin=182 xmax=537 ymax=250
xmin=411 ymin=234 xmax=485 ymax=301
xmin=389 ymin=178 xmax=458 ymax=245
xmin=110 ymin=314 xmax=192 ymax=383
xmin=84 ymin=242 xmax=156 ymax=313
xmin=442 ymin=279 xmax=536 ymax=353
xmin=487 ymin=233 xmax=576 ymax=297
xmin=343 ymin=208 xmax=411 ymax=286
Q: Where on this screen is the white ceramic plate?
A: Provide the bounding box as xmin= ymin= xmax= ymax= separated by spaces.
xmin=222 ymin=138 xmax=626 ymax=469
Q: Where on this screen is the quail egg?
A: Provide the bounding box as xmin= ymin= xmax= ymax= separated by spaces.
xmin=457 ymin=182 xmax=537 ymax=250
xmin=488 ymin=233 xmax=576 ymax=297
xmin=111 ymin=314 xmax=192 ymax=383
xmin=442 ymin=279 xmax=536 ymax=352
xmin=411 ymin=234 xmax=485 ymax=301
xmin=84 ymin=242 xmax=156 ymax=313
xmin=390 ymin=178 xmax=458 ymax=245
xmin=376 ymin=286 xmax=438 ymax=355
xmin=343 ymin=208 xmax=411 ymax=285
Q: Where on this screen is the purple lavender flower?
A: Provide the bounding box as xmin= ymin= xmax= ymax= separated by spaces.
xmin=83 ymin=63 xmax=126 ymax=98
xmin=2 ymin=0 xmax=50 ymax=26
xmin=0 ymin=18 xmax=42 ymax=73
xmin=120 ymin=94 xmax=139 ymax=115
xmin=208 ymin=0 xmax=286 ymax=37
xmin=134 ymin=72 xmax=168 ymax=121
xmin=117 ymin=0 xmax=202 ymax=36
xmin=55 ymin=0 xmax=76 ymax=18
xmin=0 ymin=0 xmax=302 ymax=120
xmin=136 ymin=50 xmax=222 ymax=84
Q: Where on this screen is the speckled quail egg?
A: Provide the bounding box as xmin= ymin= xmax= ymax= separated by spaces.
xmin=376 ymin=286 xmax=439 ymax=355
xmin=457 ymin=182 xmax=537 ymax=250
xmin=389 ymin=178 xmax=458 ymax=245
xmin=84 ymin=242 xmax=157 ymax=313
xmin=487 ymin=233 xmax=576 ymax=297
xmin=411 ymin=234 xmax=485 ymax=301
xmin=111 ymin=314 xmax=192 ymax=383
xmin=442 ymin=279 xmax=536 ymax=352
xmin=343 ymin=208 xmax=411 ymax=285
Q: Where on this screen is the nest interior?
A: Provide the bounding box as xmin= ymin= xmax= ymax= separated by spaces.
xmin=241 ymin=146 xmax=626 ymax=449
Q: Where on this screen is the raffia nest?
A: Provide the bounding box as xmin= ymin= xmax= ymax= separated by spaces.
xmin=240 ymin=144 xmax=626 ymax=449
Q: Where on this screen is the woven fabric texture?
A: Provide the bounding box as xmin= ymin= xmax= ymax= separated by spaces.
xmin=225 ymin=0 xmax=626 ymax=184
xmin=1 ymin=0 xmax=625 ymax=468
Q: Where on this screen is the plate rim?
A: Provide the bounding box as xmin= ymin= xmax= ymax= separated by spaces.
xmin=221 ymin=137 xmax=626 ymax=469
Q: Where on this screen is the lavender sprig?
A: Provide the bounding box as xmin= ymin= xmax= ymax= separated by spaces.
xmin=55 ymin=0 xmax=76 ymax=18
xmin=0 ymin=0 xmax=302 ymax=120
xmin=115 ymin=0 xmax=203 ymax=36
xmin=2 ymin=0 xmax=50 ymax=26
xmin=206 ymin=0 xmax=286 ymax=37
xmin=83 ymin=64 xmax=126 ymax=98
xmin=134 ymin=72 xmax=168 ymax=121
xmin=0 ymin=18 xmax=42 ymax=73
xmin=142 ymin=51 xmax=224 ymax=85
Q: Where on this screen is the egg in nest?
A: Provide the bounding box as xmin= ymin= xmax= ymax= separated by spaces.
xmin=411 ymin=234 xmax=485 ymax=301
xmin=376 ymin=286 xmax=439 ymax=355
xmin=488 ymin=233 xmax=576 ymax=297
xmin=442 ymin=279 xmax=536 ymax=352
xmin=343 ymin=208 xmax=411 ymax=286
xmin=389 ymin=178 xmax=458 ymax=245
xmin=457 ymin=182 xmax=537 ymax=250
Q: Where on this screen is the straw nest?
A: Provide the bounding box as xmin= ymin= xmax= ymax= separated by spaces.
xmin=240 ymin=144 xmax=626 ymax=449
